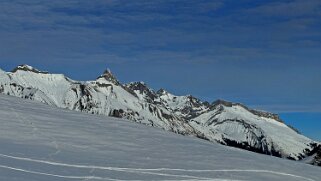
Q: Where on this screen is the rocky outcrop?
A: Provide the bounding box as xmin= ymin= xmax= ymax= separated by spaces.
xmin=11 ymin=64 xmax=49 ymax=74
xmin=307 ymin=143 xmax=321 ymax=166
xmin=125 ymin=82 xmax=157 ymax=103
xmin=211 ymin=99 xmax=284 ymax=123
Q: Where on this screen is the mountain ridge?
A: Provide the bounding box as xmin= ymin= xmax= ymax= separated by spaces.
xmin=0 ymin=64 xmax=320 ymax=167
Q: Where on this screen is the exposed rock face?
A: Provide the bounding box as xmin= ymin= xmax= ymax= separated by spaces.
xmin=0 ymin=65 xmax=320 ymax=167
xmin=307 ymin=143 xmax=321 ymax=166
xmin=125 ymin=82 xmax=157 ymax=103
xmin=211 ymin=99 xmax=284 ymax=123
xmin=315 ymin=152 xmax=321 ymax=166
xmin=11 ymin=64 xmax=49 ymax=74
xmin=153 ymin=88 xmax=209 ymax=119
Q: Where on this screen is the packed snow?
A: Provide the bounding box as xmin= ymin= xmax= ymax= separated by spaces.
xmin=0 ymin=94 xmax=321 ymax=181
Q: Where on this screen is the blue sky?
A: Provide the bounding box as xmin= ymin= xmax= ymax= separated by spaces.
xmin=0 ymin=1 xmax=320 ymax=139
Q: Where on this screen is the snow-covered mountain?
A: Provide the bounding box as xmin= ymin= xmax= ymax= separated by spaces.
xmin=0 ymin=65 xmax=195 ymax=135
xmin=0 ymin=64 xmax=320 ymax=166
xmin=189 ymin=100 xmax=315 ymax=160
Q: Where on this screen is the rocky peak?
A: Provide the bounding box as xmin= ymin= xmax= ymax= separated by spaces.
xmin=126 ymin=81 xmax=153 ymax=94
xmin=186 ymin=95 xmax=203 ymax=104
xmin=125 ymin=81 xmax=157 ymax=103
xmin=181 ymin=95 xmax=207 ymax=110
xmin=97 ymin=69 xmax=120 ymax=85
xmin=211 ymin=99 xmax=235 ymax=107
xmin=157 ymin=88 xmax=170 ymax=96
xmin=126 ymin=81 xmax=148 ymax=91
xmin=11 ymin=64 xmax=49 ymax=74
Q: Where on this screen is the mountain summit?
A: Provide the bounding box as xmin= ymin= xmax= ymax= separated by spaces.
xmin=0 ymin=65 xmax=320 ymax=167
xmin=11 ymin=64 xmax=49 ymax=74
xmin=97 ymin=69 xmax=120 ymax=85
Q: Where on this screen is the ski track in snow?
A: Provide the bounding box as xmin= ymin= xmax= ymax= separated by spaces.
xmin=0 ymin=153 xmax=315 ymax=181
xmin=0 ymin=164 xmax=227 ymax=181
xmin=0 ymin=163 xmax=237 ymax=181
xmin=0 ymin=165 xmax=113 ymax=180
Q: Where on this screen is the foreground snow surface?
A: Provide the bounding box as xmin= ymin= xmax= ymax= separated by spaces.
xmin=0 ymin=95 xmax=320 ymax=181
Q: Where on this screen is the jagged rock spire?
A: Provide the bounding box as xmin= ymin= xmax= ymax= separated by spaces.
xmin=97 ymin=68 xmax=120 ymax=85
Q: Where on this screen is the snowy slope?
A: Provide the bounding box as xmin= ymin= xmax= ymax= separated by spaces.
xmin=1 ymin=94 xmax=321 ymax=181
xmin=0 ymin=65 xmax=320 ymax=166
